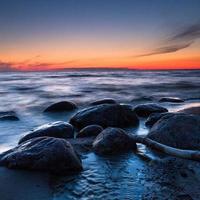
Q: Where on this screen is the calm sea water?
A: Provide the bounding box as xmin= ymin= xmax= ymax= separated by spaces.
xmin=0 ymin=69 xmax=199 ymax=199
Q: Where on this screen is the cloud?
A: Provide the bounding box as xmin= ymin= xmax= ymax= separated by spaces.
xmin=137 ymin=42 xmax=192 ymax=57
xmin=136 ymin=23 xmax=200 ymax=57
xmin=0 ymin=61 xmax=17 ymax=72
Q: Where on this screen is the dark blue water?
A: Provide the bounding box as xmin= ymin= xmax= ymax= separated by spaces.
xmin=0 ymin=70 xmax=199 ymax=199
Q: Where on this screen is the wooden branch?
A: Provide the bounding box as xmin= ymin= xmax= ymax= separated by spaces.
xmin=131 ymin=135 xmax=200 ymax=161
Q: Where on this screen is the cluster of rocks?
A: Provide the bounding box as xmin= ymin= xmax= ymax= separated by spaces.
xmin=0 ymin=98 xmax=199 ymax=175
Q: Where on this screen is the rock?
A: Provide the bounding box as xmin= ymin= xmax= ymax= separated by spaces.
xmin=178 ymin=106 xmax=200 ymax=115
xmin=18 ymin=121 xmax=74 ymax=144
xmin=145 ymin=112 xmax=175 ymax=127
xmin=134 ymin=103 xmax=168 ymax=117
xmin=90 ymin=98 xmax=117 ymax=106
xmin=44 ymin=101 xmax=77 ymax=112
xmin=93 ymin=127 xmax=137 ymax=155
xmin=70 ymin=104 xmax=139 ymax=129
xmin=0 ymin=115 xmax=19 ymax=121
xmin=159 ymin=97 xmax=184 ymax=103
xmin=0 ymin=137 xmax=82 ymax=174
xmin=147 ymin=114 xmax=200 ymax=150
xmin=77 ymin=125 xmax=103 ymax=138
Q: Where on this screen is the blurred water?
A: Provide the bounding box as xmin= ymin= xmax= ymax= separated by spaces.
xmin=0 ymin=69 xmax=199 ymax=199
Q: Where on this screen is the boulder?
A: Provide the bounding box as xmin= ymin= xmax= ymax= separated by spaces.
xmin=0 ymin=137 xmax=82 ymax=174
xmin=70 ymin=104 xmax=139 ymax=129
xmin=18 ymin=121 xmax=74 ymax=144
xmin=145 ymin=112 xmax=175 ymax=127
xmin=178 ymin=106 xmax=200 ymax=115
xmin=93 ymin=127 xmax=137 ymax=155
xmin=134 ymin=103 xmax=168 ymax=117
xmin=90 ymin=98 xmax=117 ymax=106
xmin=44 ymin=101 xmax=77 ymax=112
xmin=77 ymin=125 xmax=103 ymax=138
xmin=159 ymin=97 xmax=184 ymax=103
xmin=147 ymin=114 xmax=200 ymax=150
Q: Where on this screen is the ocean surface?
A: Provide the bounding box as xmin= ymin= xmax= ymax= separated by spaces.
xmin=0 ymin=69 xmax=200 ymax=199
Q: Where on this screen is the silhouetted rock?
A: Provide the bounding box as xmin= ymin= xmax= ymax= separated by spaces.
xmin=147 ymin=114 xmax=200 ymax=150
xmin=18 ymin=121 xmax=74 ymax=144
xmin=77 ymin=125 xmax=103 ymax=138
xmin=134 ymin=103 xmax=168 ymax=117
xmin=145 ymin=112 xmax=175 ymax=127
xmin=159 ymin=97 xmax=184 ymax=103
xmin=90 ymin=98 xmax=117 ymax=106
xmin=70 ymin=104 xmax=139 ymax=129
xmin=0 ymin=137 xmax=82 ymax=174
xmin=44 ymin=101 xmax=77 ymax=112
xmin=0 ymin=115 xmax=19 ymax=121
xmin=93 ymin=127 xmax=137 ymax=155
xmin=178 ymin=106 xmax=200 ymax=115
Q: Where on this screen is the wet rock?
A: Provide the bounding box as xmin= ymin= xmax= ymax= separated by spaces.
xmin=77 ymin=125 xmax=103 ymax=138
xmin=134 ymin=103 xmax=168 ymax=117
xmin=70 ymin=104 xmax=139 ymax=129
xmin=159 ymin=97 xmax=184 ymax=103
xmin=147 ymin=114 xmax=200 ymax=150
xmin=90 ymin=98 xmax=117 ymax=106
xmin=178 ymin=106 xmax=200 ymax=115
xmin=145 ymin=112 xmax=175 ymax=127
xmin=0 ymin=137 xmax=82 ymax=174
xmin=18 ymin=121 xmax=74 ymax=144
xmin=44 ymin=101 xmax=77 ymax=112
xmin=93 ymin=127 xmax=137 ymax=155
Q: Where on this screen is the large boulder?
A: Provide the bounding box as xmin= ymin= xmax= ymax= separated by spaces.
xmin=145 ymin=112 xmax=175 ymax=127
xmin=44 ymin=101 xmax=77 ymax=112
xmin=18 ymin=121 xmax=74 ymax=144
xmin=93 ymin=127 xmax=137 ymax=155
xmin=178 ymin=106 xmax=200 ymax=115
xmin=147 ymin=114 xmax=200 ymax=150
xmin=159 ymin=97 xmax=184 ymax=103
xmin=90 ymin=98 xmax=117 ymax=106
xmin=77 ymin=125 xmax=103 ymax=138
xmin=70 ymin=104 xmax=139 ymax=129
xmin=0 ymin=137 xmax=82 ymax=174
xmin=134 ymin=103 xmax=168 ymax=117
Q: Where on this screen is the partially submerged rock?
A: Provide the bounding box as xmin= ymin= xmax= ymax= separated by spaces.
xmin=70 ymin=104 xmax=139 ymax=129
xmin=145 ymin=112 xmax=175 ymax=127
xmin=18 ymin=121 xmax=74 ymax=144
xmin=147 ymin=114 xmax=200 ymax=150
xmin=134 ymin=103 xmax=168 ymax=117
xmin=44 ymin=101 xmax=77 ymax=112
xmin=90 ymin=98 xmax=117 ymax=106
xmin=0 ymin=137 xmax=82 ymax=174
xmin=178 ymin=106 xmax=200 ymax=115
xmin=93 ymin=127 xmax=137 ymax=155
xmin=77 ymin=125 xmax=103 ymax=138
xmin=0 ymin=111 xmax=19 ymax=121
xmin=159 ymin=97 xmax=184 ymax=103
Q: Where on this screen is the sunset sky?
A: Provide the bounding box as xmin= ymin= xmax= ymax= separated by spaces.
xmin=0 ymin=0 xmax=200 ymax=71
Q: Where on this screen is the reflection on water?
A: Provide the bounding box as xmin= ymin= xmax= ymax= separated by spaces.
xmin=0 ymin=70 xmax=199 ymax=199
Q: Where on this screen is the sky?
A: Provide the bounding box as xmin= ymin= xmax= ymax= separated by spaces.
xmin=0 ymin=0 xmax=200 ymax=71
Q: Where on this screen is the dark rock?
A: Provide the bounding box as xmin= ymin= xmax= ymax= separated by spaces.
xmin=147 ymin=114 xmax=200 ymax=150
xmin=44 ymin=101 xmax=77 ymax=112
xmin=77 ymin=125 xmax=103 ymax=138
xmin=70 ymin=104 xmax=139 ymax=129
xmin=178 ymin=106 xmax=200 ymax=115
xmin=0 ymin=111 xmax=16 ymax=116
xmin=93 ymin=127 xmax=137 ymax=155
xmin=134 ymin=103 xmax=168 ymax=117
xmin=0 ymin=137 xmax=82 ymax=174
xmin=0 ymin=115 xmax=19 ymax=121
xmin=18 ymin=121 xmax=74 ymax=144
xmin=145 ymin=112 xmax=175 ymax=127
xmin=159 ymin=97 xmax=184 ymax=103
xmin=90 ymin=98 xmax=117 ymax=106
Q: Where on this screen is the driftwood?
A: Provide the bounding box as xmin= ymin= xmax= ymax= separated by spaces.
xmin=132 ymin=135 xmax=200 ymax=161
